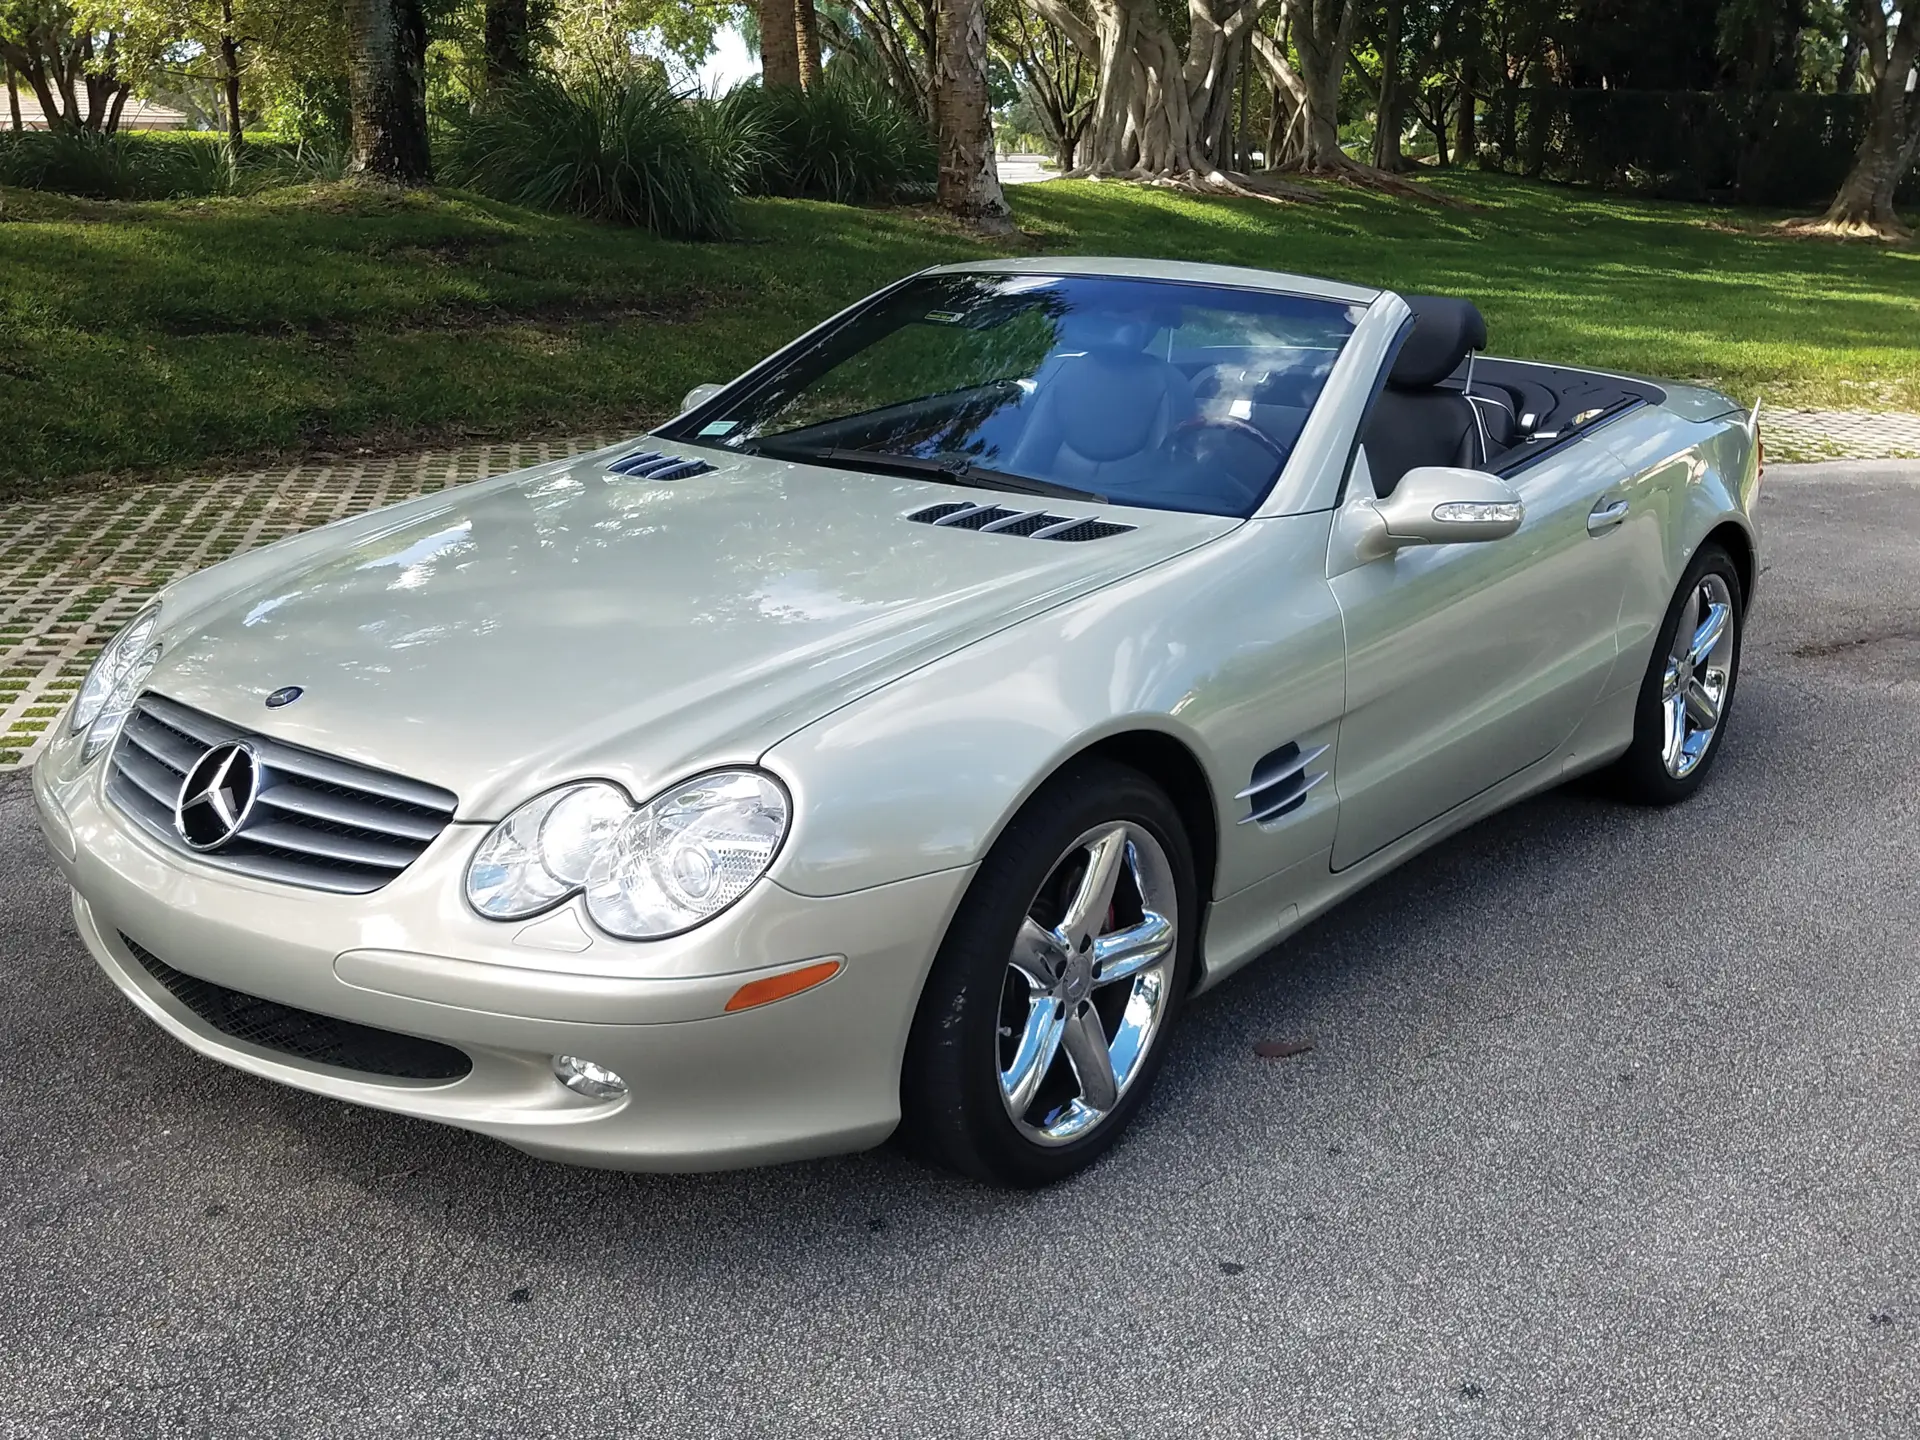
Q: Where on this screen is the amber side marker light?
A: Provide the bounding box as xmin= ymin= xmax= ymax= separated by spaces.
xmin=725 ymin=959 xmax=843 ymax=1013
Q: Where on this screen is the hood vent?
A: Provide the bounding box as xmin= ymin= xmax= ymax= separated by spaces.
xmin=1237 ymin=741 xmax=1330 ymax=825
xmin=908 ymin=502 xmax=1135 ymax=542
xmin=606 ymin=450 xmax=715 ymax=481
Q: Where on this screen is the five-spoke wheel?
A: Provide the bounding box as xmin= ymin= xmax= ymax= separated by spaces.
xmin=997 ymin=823 xmax=1179 ymax=1145
xmin=1605 ymin=542 xmax=1745 ymax=804
xmin=1659 ymin=571 xmax=1736 ymax=778
xmin=901 ymin=759 xmax=1197 ymax=1187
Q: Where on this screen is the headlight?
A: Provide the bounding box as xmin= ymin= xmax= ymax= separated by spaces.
xmin=465 ymin=770 xmax=790 ymax=939
xmin=70 ymin=605 xmax=164 ymax=762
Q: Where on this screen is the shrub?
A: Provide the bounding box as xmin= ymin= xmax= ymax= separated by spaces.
xmin=440 ymin=73 xmax=739 ymax=240
xmin=0 ymin=130 xmax=158 ymax=200
xmin=0 ymin=131 xmax=346 ymax=201
xmin=716 ymin=77 xmax=935 ymax=205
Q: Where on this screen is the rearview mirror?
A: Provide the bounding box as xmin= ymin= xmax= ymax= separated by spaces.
xmin=680 ymin=382 xmax=724 ymax=414
xmin=1373 ymin=466 xmax=1524 ymax=547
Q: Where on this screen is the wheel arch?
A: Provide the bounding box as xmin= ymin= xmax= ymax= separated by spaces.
xmin=1703 ymin=519 xmax=1757 ymax=604
xmin=1068 ymin=729 xmax=1221 ymax=924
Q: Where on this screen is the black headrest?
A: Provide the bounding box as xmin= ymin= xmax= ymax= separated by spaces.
xmin=1388 ymin=295 xmax=1488 ymax=390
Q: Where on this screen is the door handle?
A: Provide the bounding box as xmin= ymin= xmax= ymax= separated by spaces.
xmin=1587 ymin=498 xmax=1630 ymax=535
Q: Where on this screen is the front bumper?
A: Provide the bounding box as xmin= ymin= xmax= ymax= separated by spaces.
xmin=32 ymin=750 xmax=972 ymax=1171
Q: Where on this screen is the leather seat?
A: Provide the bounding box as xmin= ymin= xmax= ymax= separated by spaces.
xmin=1361 ymin=296 xmax=1492 ymax=495
xmin=1009 ymin=344 xmax=1195 ymax=488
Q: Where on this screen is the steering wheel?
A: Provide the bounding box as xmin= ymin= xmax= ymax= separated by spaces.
xmin=1170 ymin=414 xmax=1291 ymax=463
xmin=1159 ymin=415 xmax=1291 ymax=509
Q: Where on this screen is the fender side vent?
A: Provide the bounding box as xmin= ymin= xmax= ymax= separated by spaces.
xmin=606 ymin=450 xmax=715 ymax=481
xmin=907 ymin=503 xmax=1135 ymax=542
xmin=1237 ymin=741 xmax=1330 ymax=825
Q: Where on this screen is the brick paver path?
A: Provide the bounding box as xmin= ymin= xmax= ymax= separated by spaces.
xmin=1768 ymin=409 xmax=1920 ymax=462
xmin=3 ymin=412 xmax=1915 ymax=769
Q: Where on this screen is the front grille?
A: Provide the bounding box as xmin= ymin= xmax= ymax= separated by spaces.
xmin=121 ymin=935 xmax=471 ymax=1081
xmin=907 ymin=502 xmax=1136 ymax=541
xmin=107 ymin=693 xmax=458 ymax=895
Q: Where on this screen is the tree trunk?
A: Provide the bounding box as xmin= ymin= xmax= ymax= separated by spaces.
xmin=1523 ymin=59 xmax=1548 ymax=175
xmin=1455 ymin=61 xmax=1477 ymax=165
xmin=483 ymin=0 xmax=531 ymax=86
xmin=5 ymin=61 xmax=19 ymax=133
xmin=936 ymin=0 xmax=1012 ymax=228
xmin=1373 ymin=0 xmax=1404 ymax=170
xmin=1816 ymin=1 xmax=1917 ymax=235
xmin=1291 ymin=3 xmax=1351 ymax=168
xmin=795 ymin=0 xmax=824 ymax=87
xmin=1264 ymin=74 xmax=1288 ymax=169
xmin=1497 ymin=76 xmax=1517 ymax=166
xmin=219 ymin=0 xmax=244 ymax=151
xmin=345 ymin=0 xmax=433 ymax=184
xmin=1835 ymin=33 xmax=1862 ymax=93
xmin=1251 ymin=0 xmax=1356 ymax=171
xmin=757 ymin=0 xmax=804 ymax=88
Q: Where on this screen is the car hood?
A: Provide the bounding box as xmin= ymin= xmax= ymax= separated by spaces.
xmin=148 ymin=446 xmax=1236 ymax=817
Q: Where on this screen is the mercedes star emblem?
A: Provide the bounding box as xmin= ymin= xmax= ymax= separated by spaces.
xmin=264 ymin=686 xmax=304 ymax=709
xmin=174 ymin=742 xmax=260 ymax=851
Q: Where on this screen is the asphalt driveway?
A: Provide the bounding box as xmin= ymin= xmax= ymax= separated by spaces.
xmin=2 ymin=462 xmax=1916 ymax=1438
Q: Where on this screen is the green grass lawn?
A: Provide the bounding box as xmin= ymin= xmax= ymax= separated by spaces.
xmin=2 ymin=172 xmax=1915 ymax=496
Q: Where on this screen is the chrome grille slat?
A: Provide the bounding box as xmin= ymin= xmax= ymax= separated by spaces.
xmin=107 ymin=768 xmax=176 ymax=833
xmin=121 ymin=713 xmax=200 ymax=774
xmin=252 ymin=781 xmax=448 ymax=842
xmin=115 ymin=743 xmax=186 ymax=809
xmin=243 ymin=821 xmax=417 ymax=870
xmin=106 ymin=693 xmax=457 ymax=894
xmin=246 ymin=737 xmax=455 ymax=811
xmin=141 ymin=692 xmax=243 ymax=747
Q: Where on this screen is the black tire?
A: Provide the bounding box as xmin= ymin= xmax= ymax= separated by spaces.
xmin=1601 ymin=543 xmax=1745 ymax=806
xmin=899 ymin=758 xmax=1200 ymax=1188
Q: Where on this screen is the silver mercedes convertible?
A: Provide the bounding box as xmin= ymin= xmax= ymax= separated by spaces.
xmin=33 ymin=258 xmax=1761 ymax=1187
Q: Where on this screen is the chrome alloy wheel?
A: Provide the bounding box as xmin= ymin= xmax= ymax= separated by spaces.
xmin=997 ymin=823 xmax=1179 ymax=1145
xmin=1661 ymin=571 xmax=1736 ymax=778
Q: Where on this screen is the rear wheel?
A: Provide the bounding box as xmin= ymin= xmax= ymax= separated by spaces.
xmin=1602 ymin=544 xmax=1744 ymax=805
xmin=900 ymin=760 xmax=1198 ymax=1187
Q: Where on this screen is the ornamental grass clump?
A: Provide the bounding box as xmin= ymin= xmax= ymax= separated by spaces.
xmin=717 ymin=77 xmax=935 ymax=206
xmin=442 ymin=73 xmax=740 ymax=240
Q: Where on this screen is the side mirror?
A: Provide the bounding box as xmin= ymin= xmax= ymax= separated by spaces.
xmin=1334 ymin=465 xmax=1524 ymax=570
xmin=680 ymin=382 xmax=724 ymax=414
xmin=1372 ymin=466 xmax=1524 ymax=547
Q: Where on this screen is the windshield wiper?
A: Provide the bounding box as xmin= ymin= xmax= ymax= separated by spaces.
xmin=750 ymin=442 xmax=1106 ymax=504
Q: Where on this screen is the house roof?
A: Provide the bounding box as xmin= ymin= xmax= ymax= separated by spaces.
xmin=3 ymin=90 xmax=191 ymax=131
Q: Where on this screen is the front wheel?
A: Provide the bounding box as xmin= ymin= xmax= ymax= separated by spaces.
xmin=1601 ymin=543 xmax=1744 ymax=805
xmin=900 ymin=759 xmax=1198 ymax=1187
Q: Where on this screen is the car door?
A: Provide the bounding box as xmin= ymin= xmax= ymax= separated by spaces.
xmin=1326 ymin=433 xmax=1632 ymax=869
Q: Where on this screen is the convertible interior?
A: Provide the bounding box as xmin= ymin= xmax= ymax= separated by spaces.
xmin=724 ymin=285 xmax=1667 ymax=516
xmin=1353 ymin=295 xmax=1666 ymax=496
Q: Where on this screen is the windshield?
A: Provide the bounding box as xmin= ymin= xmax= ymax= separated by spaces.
xmin=661 ymin=272 xmax=1364 ymax=518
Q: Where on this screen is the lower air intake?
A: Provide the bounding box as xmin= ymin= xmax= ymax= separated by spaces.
xmin=120 ymin=935 xmax=472 ymax=1082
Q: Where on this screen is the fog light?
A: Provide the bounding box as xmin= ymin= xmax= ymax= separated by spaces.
xmin=552 ymin=1054 xmax=627 ymax=1099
